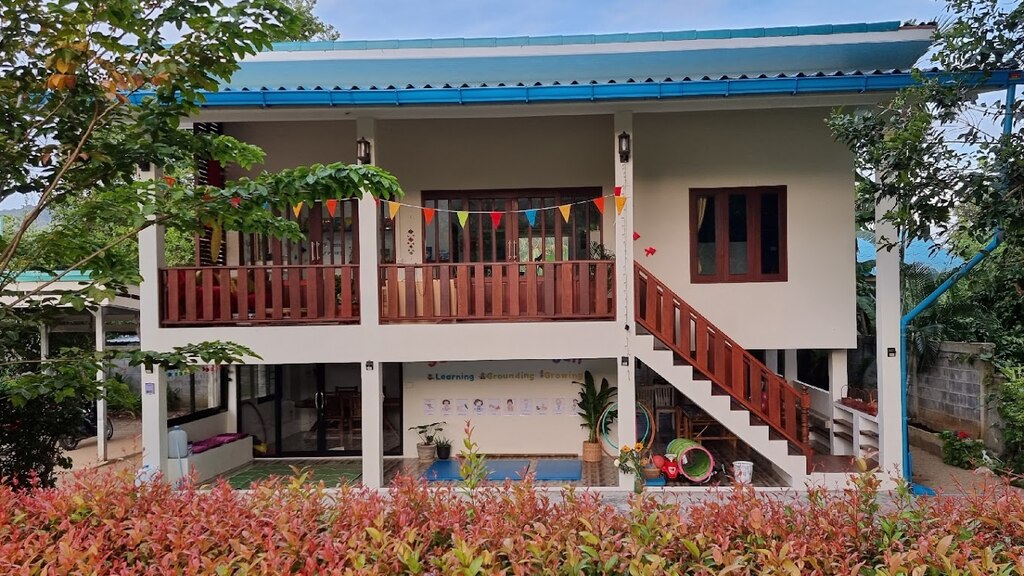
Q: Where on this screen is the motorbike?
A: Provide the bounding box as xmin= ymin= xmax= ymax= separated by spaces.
xmin=61 ymin=405 xmax=114 ymax=450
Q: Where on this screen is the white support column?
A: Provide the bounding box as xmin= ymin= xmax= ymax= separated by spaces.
xmin=140 ymin=366 xmax=168 ymax=473
xmin=138 ymin=163 xmax=168 ymax=476
xmin=39 ymin=324 xmax=49 ymax=360
xmin=361 ymin=361 xmax=384 ymax=488
xmin=356 ymin=117 xmax=380 ymax=330
xmin=783 ymin=349 xmax=799 ymax=382
xmin=765 ymin=350 xmax=779 ymax=374
xmin=95 ymin=307 xmax=107 ymax=462
xmin=828 ymin=350 xmax=849 ymax=403
xmin=614 ymin=112 xmax=637 ymax=490
xmin=875 ymin=197 xmax=903 ymax=477
xmin=226 ymin=367 xmax=238 ymax=433
xmin=355 ymin=118 xmax=384 ymax=488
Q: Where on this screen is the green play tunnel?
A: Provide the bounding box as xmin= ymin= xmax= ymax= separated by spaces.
xmin=666 ymin=438 xmax=715 ymax=482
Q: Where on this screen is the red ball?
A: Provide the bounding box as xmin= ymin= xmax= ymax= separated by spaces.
xmin=652 ymin=454 xmax=666 ymax=469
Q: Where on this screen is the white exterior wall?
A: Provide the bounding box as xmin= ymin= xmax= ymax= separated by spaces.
xmin=402 ymin=359 xmax=615 ymax=456
xmin=378 ymin=115 xmax=616 ymax=265
xmin=633 ymin=108 xmax=857 ymax=350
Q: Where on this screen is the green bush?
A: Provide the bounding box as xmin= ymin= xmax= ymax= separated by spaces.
xmin=999 ymin=368 xmax=1024 ymax=473
xmin=4 ymin=468 xmax=1024 ymax=573
xmin=104 ymin=376 xmax=140 ymax=417
xmin=939 ymin=430 xmax=985 ymax=469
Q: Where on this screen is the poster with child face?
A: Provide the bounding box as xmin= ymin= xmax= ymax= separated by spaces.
xmin=504 ymin=398 xmax=516 ymax=415
xmin=440 ymin=398 xmax=453 ymax=417
xmin=472 ymin=398 xmax=485 ymax=416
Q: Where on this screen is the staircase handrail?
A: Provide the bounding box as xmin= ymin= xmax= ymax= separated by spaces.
xmin=634 ymin=263 xmax=812 ymax=455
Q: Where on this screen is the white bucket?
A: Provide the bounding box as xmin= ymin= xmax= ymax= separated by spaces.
xmin=168 ymin=426 xmax=189 ymax=459
xmin=733 ymin=460 xmax=754 ymax=484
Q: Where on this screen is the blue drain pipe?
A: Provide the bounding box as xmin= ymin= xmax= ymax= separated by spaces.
xmin=901 ymin=81 xmax=1017 ymax=493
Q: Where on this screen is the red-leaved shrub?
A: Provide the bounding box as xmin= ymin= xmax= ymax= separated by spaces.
xmin=2 ymin=469 xmax=1023 ymax=574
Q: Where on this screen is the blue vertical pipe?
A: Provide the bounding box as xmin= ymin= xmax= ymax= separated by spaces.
xmin=900 ymin=81 xmax=1017 ymax=488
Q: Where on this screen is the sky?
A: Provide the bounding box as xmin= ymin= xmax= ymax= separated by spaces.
xmin=315 ymin=0 xmax=949 ymax=40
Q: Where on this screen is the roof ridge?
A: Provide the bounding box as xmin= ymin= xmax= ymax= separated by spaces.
xmin=266 ymin=20 xmax=918 ymax=53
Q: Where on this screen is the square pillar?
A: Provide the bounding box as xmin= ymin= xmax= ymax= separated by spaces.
xmin=828 ymin=350 xmax=849 ymax=403
xmin=765 ymin=350 xmax=779 ymax=374
xmin=356 ymin=118 xmax=381 ymax=329
xmin=361 ymin=361 xmax=384 ymax=488
xmin=140 ymin=365 xmax=168 ymax=473
xmin=875 ymin=197 xmax=903 ymax=476
xmin=783 ymin=349 xmax=799 ymax=382
xmin=614 ymin=112 xmax=637 ymax=489
xmin=95 ymin=307 xmax=107 ymax=462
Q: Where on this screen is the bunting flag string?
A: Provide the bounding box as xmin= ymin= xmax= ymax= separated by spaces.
xmin=457 ymin=211 xmax=469 ymax=228
xmin=615 ymin=196 xmax=627 ymax=215
xmin=423 ymin=207 xmax=436 ymax=225
xmin=592 ymin=197 xmax=605 ymax=215
xmin=557 ymin=204 xmax=572 ymax=223
xmin=524 ymin=209 xmax=537 ymax=228
xmin=489 ymin=211 xmax=503 ymax=228
xmin=388 ymin=201 xmax=401 ymax=220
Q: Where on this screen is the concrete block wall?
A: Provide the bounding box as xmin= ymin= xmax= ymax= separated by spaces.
xmin=908 ymin=341 xmax=1002 ymax=452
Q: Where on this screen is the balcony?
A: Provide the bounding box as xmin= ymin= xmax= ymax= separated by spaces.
xmin=160 ymin=265 xmax=359 ymax=326
xmin=158 ymin=260 xmax=615 ymax=327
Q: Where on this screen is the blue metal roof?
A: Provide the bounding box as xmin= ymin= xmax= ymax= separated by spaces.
xmin=265 ymin=21 xmax=905 ymax=53
xmin=126 ymin=22 xmax=1024 ymax=108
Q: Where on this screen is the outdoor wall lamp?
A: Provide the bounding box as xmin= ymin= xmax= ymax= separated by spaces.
xmin=365 ymin=360 xmax=374 ymax=370
xmin=620 ymin=356 xmax=629 ymax=366
xmin=617 ymin=131 xmax=631 ymax=163
xmin=356 ymin=137 xmax=372 ymax=164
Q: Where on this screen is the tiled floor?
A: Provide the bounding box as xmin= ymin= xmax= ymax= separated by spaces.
xmin=212 ymin=441 xmax=785 ymax=489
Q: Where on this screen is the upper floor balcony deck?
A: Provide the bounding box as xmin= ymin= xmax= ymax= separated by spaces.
xmin=160 ymin=260 xmax=615 ymax=327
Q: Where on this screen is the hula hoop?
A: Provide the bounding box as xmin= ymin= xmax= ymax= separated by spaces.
xmin=599 ymin=402 xmax=656 ymax=458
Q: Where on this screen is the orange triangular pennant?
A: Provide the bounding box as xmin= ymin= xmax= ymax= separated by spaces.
xmin=592 ymin=197 xmax=605 ymax=215
xmin=615 ymin=196 xmax=627 ymax=215
xmin=558 ymin=204 xmax=571 ymax=223
xmin=325 ymin=199 xmax=339 ymax=217
xmin=292 ymin=202 xmax=304 ymax=218
xmin=388 ymin=201 xmax=400 ymax=220
xmin=423 ymin=207 xmax=436 ymax=225
xmin=490 ymin=211 xmax=503 ymax=229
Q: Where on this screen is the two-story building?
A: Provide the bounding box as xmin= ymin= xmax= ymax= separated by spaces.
xmin=135 ymin=20 xmax=1015 ymax=490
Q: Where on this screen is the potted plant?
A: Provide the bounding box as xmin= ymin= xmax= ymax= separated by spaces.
xmin=575 ymin=371 xmax=616 ymax=463
xmin=409 ymin=421 xmax=445 ymax=462
xmin=435 ymin=436 xmax=452 ymax=460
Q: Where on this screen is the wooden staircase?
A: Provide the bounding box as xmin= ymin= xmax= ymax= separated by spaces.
xmin=634 ymin=264 xmax=813 ymax=457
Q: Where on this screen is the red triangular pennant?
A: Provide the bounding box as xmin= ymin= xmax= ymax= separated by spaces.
xmin=614 ymin=186 xmax=623 ymax=197
xmin=325 ymin=199 xmax=339 ymax=217
xmin=423 ymin=207 xmax=436 ymax=225
xmin=592 ymin=197 xmax=605 ymax=214
xmin=490 ymin=211 xmax=503 ymax=229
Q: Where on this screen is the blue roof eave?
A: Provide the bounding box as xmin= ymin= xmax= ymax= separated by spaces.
xmin=130 ymin=70 xmax=1020 ymax=109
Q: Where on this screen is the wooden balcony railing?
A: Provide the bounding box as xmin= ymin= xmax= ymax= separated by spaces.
xmin=161 ymin=265 xmax=359 ymax=326
xmin=634 ymin=264 xmax=812 ymax=456
xmin=379 ymin=261 xmax=615 ymax=323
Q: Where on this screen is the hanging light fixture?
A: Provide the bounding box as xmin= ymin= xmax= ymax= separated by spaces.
xmin=617 ymin=131 xmax=631 ymax=163
xmin=356 ymin=137 xmax=372 ymax=164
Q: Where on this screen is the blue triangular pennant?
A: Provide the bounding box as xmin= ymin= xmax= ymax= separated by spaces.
xmin=524 ymin=209 xmax=538 ymax=228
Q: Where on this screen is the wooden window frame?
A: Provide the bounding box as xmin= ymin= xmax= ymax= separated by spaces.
xmin=688 ymin=185 xmax=788 ymax=283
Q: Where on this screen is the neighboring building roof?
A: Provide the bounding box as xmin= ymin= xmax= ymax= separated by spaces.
xmin=14 ymin=270 xmax=93 ymax=283
xmin=856 ymin=238 xmax=964 ymax=271
xmin=131 ymin=21 xmax=1019 ymax=108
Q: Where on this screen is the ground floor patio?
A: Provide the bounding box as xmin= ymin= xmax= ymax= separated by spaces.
xmin=210 ymin=438 xmax=787 ymax=489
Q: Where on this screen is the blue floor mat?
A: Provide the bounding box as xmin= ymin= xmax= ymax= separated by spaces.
xmin=534 ymin=459 xmax=582 ymax=481
xmin=486 ymin=460 xmax=530 ymax=481
xmin=422 ymin=459 xmax=462 ymax=481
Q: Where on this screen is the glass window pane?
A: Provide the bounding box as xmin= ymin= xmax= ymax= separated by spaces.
xmin=695 ymin=196 xmax=716 ymax=275
xmin=761 ymin=192 xmax=781 ymax=275
xmin=728 ymin=194 xmax=748 ymax=275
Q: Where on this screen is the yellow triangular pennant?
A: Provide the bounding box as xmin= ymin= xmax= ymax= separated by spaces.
xmin=615 ymin=196 xmax=627 ymax=215
xmin=388 ymin=201 xmax=400 ymax=220
xmin=457 ymin=211 xmax=469 ymax=228
xmin=292 ymin=202 xmax=304 ymax=218
xmin=558 ymin=204 xmax=572 ymax=223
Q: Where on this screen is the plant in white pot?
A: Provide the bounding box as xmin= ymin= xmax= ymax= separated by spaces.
xmin=409 ymin=421 xmax=446 ymax=463
xmin=575 ymin=371 xmax=616 ymax=463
